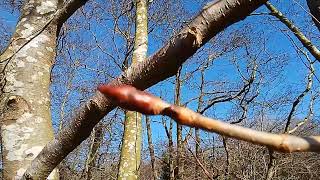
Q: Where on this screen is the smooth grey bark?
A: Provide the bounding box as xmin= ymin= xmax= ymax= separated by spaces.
xmin=24 ymin=0 xmax=269 ymax=178
xmin=0 ymin=0 xmax=88 ymax=179
xmin=0 ymin=0 xmax=59 ymax=179
xmin=117 ymin=1 xmax=149 ymax=179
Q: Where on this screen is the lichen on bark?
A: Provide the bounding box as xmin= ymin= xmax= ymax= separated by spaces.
xmin=117 ymin=0 xmax=149 ymax=179
xmin=0 ymin=0 xmax=59 ymax=179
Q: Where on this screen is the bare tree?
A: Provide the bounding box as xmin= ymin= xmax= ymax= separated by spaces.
xmin=2 ymin=0 xmax=320 ymax=179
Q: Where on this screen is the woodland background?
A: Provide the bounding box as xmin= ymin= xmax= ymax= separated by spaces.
xmin=1 ymin=0 xmax=320 ymax=179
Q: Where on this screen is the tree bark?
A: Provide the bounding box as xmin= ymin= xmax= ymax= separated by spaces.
xmin=169 ymin=117 xmax=174 ymax=180
xmin=117 ymin=0 xmax=148 ymax=179
xmin=85 ymin=123 xmax=103 ymax=180
xmin=265 ymin=2 xmax=320 ymax=61
xmin=0 ymin=0 xmax=60 ymax=179
xmin=98 ymin=84 xmax=320 ymax=153
xmin=195 ymin=65 xmax=205 ymax=179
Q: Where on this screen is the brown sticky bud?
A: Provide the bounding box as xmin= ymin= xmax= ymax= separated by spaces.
xmin=98 ymin=84 xmax=170 ymax=115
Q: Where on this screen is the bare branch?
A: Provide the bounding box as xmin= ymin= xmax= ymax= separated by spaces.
xmin=284 ymin=54 xmax=314 ymax=132
xmin=56 ymin=0 xmax=90 ymax=29
xmin=99 ymin=85 xmax=320 ymax=153
xmin=265 ymin=1 xmax=320 ymax=61
xmin=187 ymin=146 xmax=214 ymax=180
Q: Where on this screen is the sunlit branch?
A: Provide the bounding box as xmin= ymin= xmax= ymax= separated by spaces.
xmin=265 ymin=1 xmax=320 ymax=61
xmin=99 ymin=85 xmax=320 ymax=153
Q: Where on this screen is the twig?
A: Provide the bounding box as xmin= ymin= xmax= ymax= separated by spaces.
xmin=98 ymin=85 xmax=320 ymax=153
xmin=187 ymin=146 xmax=214 ymax=180
xmin=265 ymin=1 xmax=320 ymax=61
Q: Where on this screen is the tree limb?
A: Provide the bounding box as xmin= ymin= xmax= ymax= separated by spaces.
xmin=98 ymin=85 xmax=320 ymax=153
xmin=265 ymin=1 xmax=320 ymax=61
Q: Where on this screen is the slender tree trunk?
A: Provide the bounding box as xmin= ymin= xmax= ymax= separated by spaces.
xmin=195 ymin=128 xmax=201 ymax=179
xmin=161 ymin=93 xmax=175 ymax=179
xmin=266 ymin=149 xmax=276 ymax=180
xmin=0 ymin=0 xmax=59 ymax=179
xmin=118 ymin=112 xmax=143 ymax=179
xmin=85 ymin=123 xmax=103 ymax=180
xmin=175 ymin=67 xmax=184 ymax=180
xmin=117 ymin=0 xmax=148 ymax=179
xmin=195 ymin=65 xmax=205 ymax=179
xmin=210 ymin=135 xmax=215 ymax=176
xmin=146 ymin=116 xmax=157 ymax=180
xmin=169 ymin=118 xmax=174 ymax=180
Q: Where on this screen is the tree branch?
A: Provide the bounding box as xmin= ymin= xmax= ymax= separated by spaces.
xmin=98 ymin=85 xmax=320 ymax=153
xmin=265 ymin=1 xmax=320 ymax=61
xmin=56 ymin=0 xmax=89 ymax=30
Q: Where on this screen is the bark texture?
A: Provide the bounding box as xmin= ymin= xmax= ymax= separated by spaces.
xmin=169 ymin=117 xmax=174 ymax=179
xmin=117 ymin=0 xmax=148 ymax=179
xmin=195 ymin=66 xmax=205 ymax=179
xmin=24 ymin=0 xmax=269 ymax=178
xmin=0 ymin=0 xmax=59 ymax=179
xmin=99 ymin=85 xmax=320 ymax=153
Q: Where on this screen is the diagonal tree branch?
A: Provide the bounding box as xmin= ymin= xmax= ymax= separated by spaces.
xmin=98 ymin=85 xmax=320 ymax=153
xmin=56 ymin=0 xmax=90 ymax=30
xmin=265 ymin=1 xmax=320 ymax=61
xmin=23 ymin=0 xmax=270 ymax=178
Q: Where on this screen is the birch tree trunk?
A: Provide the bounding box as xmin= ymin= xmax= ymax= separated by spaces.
xmin=0 ymin=0 xmax=59 ymax=179
xmin=117 ymin=0 xmax=148 ymax=179
xmin=175 ymin=67 xmax=184 ymax=180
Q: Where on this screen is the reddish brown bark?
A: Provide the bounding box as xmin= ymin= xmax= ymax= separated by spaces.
xmin=99 ymin=85 xmax=320 ymax=153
